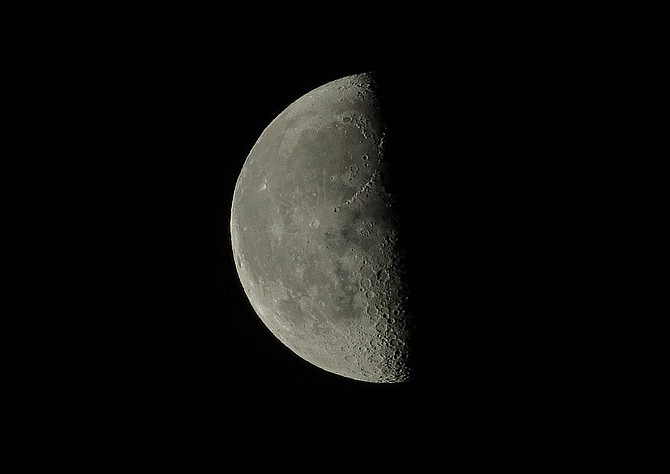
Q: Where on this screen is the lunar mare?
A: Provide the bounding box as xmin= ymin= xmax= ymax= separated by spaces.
xmin=230 ymin=73 xmax=410 ymax=383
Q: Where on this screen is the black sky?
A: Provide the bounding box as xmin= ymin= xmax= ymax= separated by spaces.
xmin=21 ymin=5 xmax=665 ymax=469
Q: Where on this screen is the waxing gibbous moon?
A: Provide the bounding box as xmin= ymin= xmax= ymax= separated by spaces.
xmin=230 ymin=73 xmax=411 ymax=383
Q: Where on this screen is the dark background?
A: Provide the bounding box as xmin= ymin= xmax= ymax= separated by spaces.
xmin=19 ymin=5 xmax=665 ymax=468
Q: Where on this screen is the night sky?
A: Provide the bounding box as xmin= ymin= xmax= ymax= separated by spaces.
xmin=24 ymin=5 xmax=664 ymax=468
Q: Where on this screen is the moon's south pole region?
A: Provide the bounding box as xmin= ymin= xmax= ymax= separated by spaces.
xmin=230 ymin=73 xmax=411 ymax=383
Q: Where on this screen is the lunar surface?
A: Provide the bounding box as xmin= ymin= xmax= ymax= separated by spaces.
xmin=230 ymin=73 xmax=411 ymax=383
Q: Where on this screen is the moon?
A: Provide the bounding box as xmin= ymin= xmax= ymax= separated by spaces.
xmin=230 ymin=73 xmax=411 ymax=383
